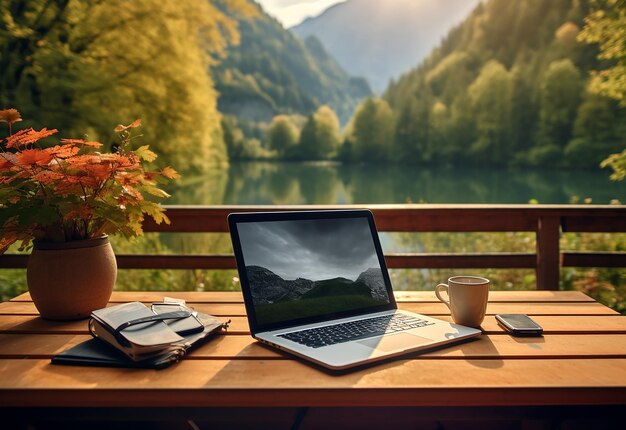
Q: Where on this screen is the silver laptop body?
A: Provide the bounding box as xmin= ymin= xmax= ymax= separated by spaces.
xmin=228 ymin=210 xmax=481 ymax=370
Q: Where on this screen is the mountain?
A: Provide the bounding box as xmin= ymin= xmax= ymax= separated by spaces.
xmin=301 ymin=277 xmax=371 ymax=299
xmin=246 ymin=265 xmax=314 ymax=304
xmin=291 ymin=0 xmax=482 ymax=93
xmin=246 ymin=265 xmax=382 ymax=305
xmin=214 ymin=1 xmax=371 ymax=124
xmin=355 ymin=268 xmax=387 ymax=301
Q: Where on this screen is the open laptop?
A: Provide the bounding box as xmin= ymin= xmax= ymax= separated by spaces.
xmin=228 ymin=210 xmax=481 ymax=370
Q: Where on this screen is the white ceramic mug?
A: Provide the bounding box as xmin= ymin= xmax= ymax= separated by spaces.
xmin=435 ymin=276 xmax=490 ymax=327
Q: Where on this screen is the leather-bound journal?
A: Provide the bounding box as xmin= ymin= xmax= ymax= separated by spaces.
xmin=52 ymin=299 xmax=229 ymax=369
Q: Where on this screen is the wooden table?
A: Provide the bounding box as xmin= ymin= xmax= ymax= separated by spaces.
xmin=2 ymin=290 xmax=626 ymax=429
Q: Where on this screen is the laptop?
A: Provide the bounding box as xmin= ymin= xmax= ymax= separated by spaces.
xmin=228 ymin=210 xmax=481 ymax=370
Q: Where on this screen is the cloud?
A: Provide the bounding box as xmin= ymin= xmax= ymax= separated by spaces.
xmin=237 ymin=217 xmax=381 ymax=281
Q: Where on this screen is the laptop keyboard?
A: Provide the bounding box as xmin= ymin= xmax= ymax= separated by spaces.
xmin=278 ymin=314 xmax=435 ymax=348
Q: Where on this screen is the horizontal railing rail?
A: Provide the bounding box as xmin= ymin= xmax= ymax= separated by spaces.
xmin=2 ymin=205 xmax=625 ymax=290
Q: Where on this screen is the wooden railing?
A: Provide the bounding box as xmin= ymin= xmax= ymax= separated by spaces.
xmin=1 ymin=205 xmax=625 ymax=291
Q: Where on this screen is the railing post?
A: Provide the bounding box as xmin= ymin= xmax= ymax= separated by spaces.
xmin=536 ymin=216 xmax=561 ymax=290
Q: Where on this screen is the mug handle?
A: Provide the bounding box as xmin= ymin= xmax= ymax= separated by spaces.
xmin=435 ymin=283 xmax=451 ymax=310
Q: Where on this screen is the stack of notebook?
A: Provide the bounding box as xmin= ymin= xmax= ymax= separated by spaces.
xmin=52 ymin=299 xmax=228 ymax=369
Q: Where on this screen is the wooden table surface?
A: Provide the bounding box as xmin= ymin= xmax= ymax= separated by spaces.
xmin=2 ymin=290 xmax=626 ymax=426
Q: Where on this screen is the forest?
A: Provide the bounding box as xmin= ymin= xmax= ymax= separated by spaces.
xmin=1 ymin=0 xmax=624 ymax=172
xmin=228 ymin=0 xmax=625 ymax=171
xmin=382 ymin=0 xmax=626 ymax=168
xmin=0 ymin=0 xmax=256 ymax=174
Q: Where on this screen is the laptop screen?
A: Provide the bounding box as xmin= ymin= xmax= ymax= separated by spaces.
xmin=233 ymin=214 xmax=393 ymax=329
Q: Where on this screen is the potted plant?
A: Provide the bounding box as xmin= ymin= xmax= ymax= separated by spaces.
xmin=0 ymin=109 xmax=178 ymax=320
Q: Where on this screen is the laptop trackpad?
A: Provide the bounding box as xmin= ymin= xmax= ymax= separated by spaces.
xmin=357 ymin=332 xmax=432 ymax=352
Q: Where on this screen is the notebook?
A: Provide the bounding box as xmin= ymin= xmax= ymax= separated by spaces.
xmin=228 ymin=209 xmax=481 ymax=370
xmin=52 ymin=300 xmax=229 ymax=369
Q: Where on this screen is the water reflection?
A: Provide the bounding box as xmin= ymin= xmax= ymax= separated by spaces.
xmin=114 ymin=162 xmax=624 ymax=297
xmin=168 ymin=161 xmax=625 ymax=205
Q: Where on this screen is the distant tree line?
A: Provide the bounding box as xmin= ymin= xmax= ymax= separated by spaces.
xmin=222 ymin=106 xmax=341 ymax=160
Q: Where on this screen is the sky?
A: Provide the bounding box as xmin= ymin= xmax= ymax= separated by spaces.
xmin=256 ymin=0 xmax=346 ymax=28
xmin=237 ymin=218 xmax=380 ymax=281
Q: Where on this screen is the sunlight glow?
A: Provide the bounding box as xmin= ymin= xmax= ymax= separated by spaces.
xmin=256 ymin=0 xmax=346 ymax=28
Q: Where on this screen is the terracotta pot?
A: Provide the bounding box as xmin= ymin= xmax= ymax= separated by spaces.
xmin=27 ymin=236 xmax=116 ymax=320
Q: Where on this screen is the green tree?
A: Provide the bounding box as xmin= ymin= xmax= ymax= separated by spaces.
xmin=534 ymin=59 xmax=582 ymax=164
xmin=579 ymin=0 xmax=626 ymax=179
xmin=393 ymin=85 xmax=433 ymax=163
xmin=313 ymin=105 xmax=341 ymax=157
xmin=222 ymin=116 xmax=247 ymax=159
xmin=468 ymin=60 xmax=513 ymax=164
xmin=298 ymin=114 xmax=317 ymax=160
xmin=578 ymin=0 xmax=626 ymax=105
xmin=267 ymin=115 xmax=299 ymax=156
xmin=297 ymin=105 xmax=341 ymax=160
xmin=565 ymin=91 xmax=626 ymax=166
xmin=429 ymin=101 xmax=451 ymax=162
xmin=509 ymin=67 xmax=538 ymax=161
xmin=0 ymin=0 xmax=251 ymax=173
xmin=350 ymin=98 xmax=395 ymax=162
xmin=445 ymin=93 xmax=476 ymax=163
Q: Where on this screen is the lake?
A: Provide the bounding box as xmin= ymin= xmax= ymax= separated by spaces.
xmin=168 ymin=161 xmax=626 ymax=205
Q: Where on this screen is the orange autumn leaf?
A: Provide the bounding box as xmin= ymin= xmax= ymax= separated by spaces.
xmin=4 ymin=127 xmax=58 ymax=149
xmin=123 ymin=186 xmax=144 ymax=201
xmin=16 ymin=149 xmax=54 ymax=166
xmin=52 ymin=182 xmax=83 ymax=197
xmin=0 ymin=235 xmax=18 ymax=253
xmin=46 ymin=145 xmax=81 ymax=159
xmin=54 ymin=174 xmax=100 ymax=193
xmin=64 ymin=154 xmax=101 ymax=167
xmin=3 ymin=129 xmax=30 ymax=149
xmin=60 ymin=138 xmax=85 ymax=145
xmin=0 ymin=153 xmax=16 ymax=169
xmin=84 ymin=163 xmax=113 ymax=181
xmin=60 ymin=138 xmax=103 ymax=148
xmin=82 ymin=141 xmax=103 ymax=148
xmin=33 ymin=170 xmax=65 ymax=184
xmin=97 ymin=152 xmax=122 ymax=161
xmin=64 ymin=204 xmax=93 ymax=220
xmin=143 ymin=171 xmax=159 ymax=181
xmin=161 ymin=166 xmax=180 ymax=179
xmin=0 ymin=108 xmax=22 ymax=125
xmin=115 ymin=158 xmax=140 ymax=170
xmin=114 ymin=119 xmax=142 ymax=133
xmin=117 ymin=172 xmax=143 ymax=186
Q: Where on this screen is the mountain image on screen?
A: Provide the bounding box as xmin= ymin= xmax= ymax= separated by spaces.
xmin=247 ymin=265 xmax=389 ymax=325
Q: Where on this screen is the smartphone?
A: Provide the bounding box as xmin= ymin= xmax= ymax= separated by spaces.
xmin=495 ymin=314 xmax=543 ymax=336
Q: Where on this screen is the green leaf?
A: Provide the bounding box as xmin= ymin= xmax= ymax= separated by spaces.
xmin=142 ymin=185 xmax=170 ymax=199
xmin=135 ymin=145 xmax=157 ymax=162
xmin=142 ymin=202 xmax=170 ymax=225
